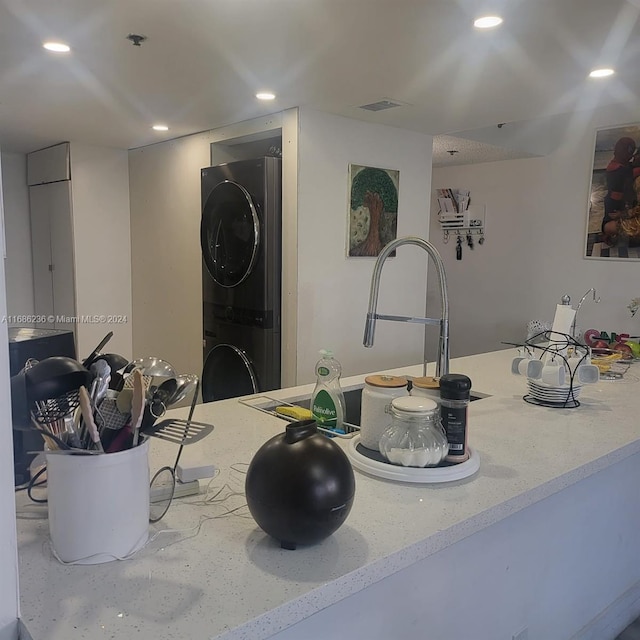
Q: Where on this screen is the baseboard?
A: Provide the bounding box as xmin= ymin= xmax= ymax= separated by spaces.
xmin=17 ymin=621 xmax=33 ymax=640
xmin=0 ymin=620 xmax=34 ymax=640
xmin=574 ymin=581 xmax=640 ymax=640
xmin=0 ymin=620 xmax=18 ymax=640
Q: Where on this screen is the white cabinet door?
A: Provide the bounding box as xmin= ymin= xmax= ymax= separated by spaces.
xmin=28 ymin=182 xmax=76 ymax=334
xmin=27 ymin=142 xmax=70 ymax=186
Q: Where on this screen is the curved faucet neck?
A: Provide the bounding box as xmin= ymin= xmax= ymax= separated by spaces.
xmin=363 ymin=236 xmax=450 ymax=378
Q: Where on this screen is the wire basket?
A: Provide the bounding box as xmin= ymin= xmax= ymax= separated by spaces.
xmin=31 ymin=389 xmax=81 ymax=424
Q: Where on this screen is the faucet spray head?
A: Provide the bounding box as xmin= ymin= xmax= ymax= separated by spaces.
xmin=363 ymin=313 xmax=377 ymax=348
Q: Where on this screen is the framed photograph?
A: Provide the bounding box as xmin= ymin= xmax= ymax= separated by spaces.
xmin=585 ymin=123 xmax=640 ymax=260
xmin=347 ymin=164 xmax=399 ymax=257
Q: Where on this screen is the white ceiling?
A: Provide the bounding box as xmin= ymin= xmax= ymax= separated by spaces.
xmin=1 ymin=0 xmax=639 ymax=164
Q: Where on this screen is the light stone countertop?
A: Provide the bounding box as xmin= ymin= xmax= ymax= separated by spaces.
xmin=15 ymin=348 xmax=640 ymax=640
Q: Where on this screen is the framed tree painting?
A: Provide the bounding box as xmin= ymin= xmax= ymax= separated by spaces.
xmin=348 ymin=164 xmax=399 ymax=257
xmin=585 ymin=123 xmax=640 ymax=260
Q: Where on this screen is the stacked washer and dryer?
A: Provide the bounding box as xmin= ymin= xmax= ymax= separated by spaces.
xmin=200 ymin=157 xmax=282 ymax=402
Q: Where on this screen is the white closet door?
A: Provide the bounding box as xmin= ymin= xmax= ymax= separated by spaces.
xmin=28 ymin=183 xmax=55 ymax=324
xmin=49 ymin=181 xmax=76 ymax=332
xmin=29 ymin=181 xmax=76 ymax=333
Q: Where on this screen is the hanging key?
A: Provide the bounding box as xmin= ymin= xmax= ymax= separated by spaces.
xmin=456 ymin=235 xmax=462 ymax=261
xmin=467 ymin=233 xmax=474 ymax=250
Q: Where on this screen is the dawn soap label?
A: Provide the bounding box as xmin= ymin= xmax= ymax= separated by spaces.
xmin=312 ymin=389 xmax=338 ymax=427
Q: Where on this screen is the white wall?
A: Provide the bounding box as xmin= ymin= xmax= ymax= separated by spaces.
xmin=430 ymin=102 xmax=640 ymax=358
xmin=295 ymin=108 xmax=434 ymax=383
xmin=69 ymin=143 xmax=133 ymax=360
xmin=0 ymin=153 xmax=21 ymax=639
xmin=0 ymin=152 xmax=34 ymax=319
xmin=128 ymin=133 xmax=211 ymax=377
xmin=127 ymin=109 xmax=436 ymax=387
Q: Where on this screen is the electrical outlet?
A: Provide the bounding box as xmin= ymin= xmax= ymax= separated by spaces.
xmin=513 ymin=628 xmax=528 ymax=640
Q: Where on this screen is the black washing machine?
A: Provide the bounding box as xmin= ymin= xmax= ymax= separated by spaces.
xmin=201 ymin=157 xmax=282 ymax=401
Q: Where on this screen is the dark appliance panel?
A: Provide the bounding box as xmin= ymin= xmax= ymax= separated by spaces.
xmin=201 ymin=157 xmax=282 ymax=402
xmin=8 ymin=327 xmax=76 ymax=485
xmin=202 ymin=317 xmax=280 ymax=401
xmin=201 ymin=157 xmax=281 ymax=315
xmin=8 ymin=327 xmax=76 ymax=375
xmin=201 ymin=180 xmax=260 ymax=289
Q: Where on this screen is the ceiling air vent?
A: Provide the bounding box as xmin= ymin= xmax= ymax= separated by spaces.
xmin=359 ymin=99 xmax=403 ymax=112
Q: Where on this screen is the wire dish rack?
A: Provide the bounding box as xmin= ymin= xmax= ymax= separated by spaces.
xmin=520 ymin=331 xmax=590 ymax=409
xmin=239 ymin=395 xmax=361 ymax=439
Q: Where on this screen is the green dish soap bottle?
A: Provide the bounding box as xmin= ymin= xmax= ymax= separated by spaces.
xmin=311 ymin=349 xmax=346 ymax=433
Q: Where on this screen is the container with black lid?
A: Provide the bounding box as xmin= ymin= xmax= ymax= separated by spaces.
xmin=439 ymin=374 xmax=472 ymax=463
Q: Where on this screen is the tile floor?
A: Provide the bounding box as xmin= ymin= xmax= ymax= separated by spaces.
xmin=617 ymin=616 xmax=640 ymax=639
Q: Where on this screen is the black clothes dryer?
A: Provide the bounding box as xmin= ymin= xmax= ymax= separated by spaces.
xmin=201 ymin=157 xmax=282 ymax=402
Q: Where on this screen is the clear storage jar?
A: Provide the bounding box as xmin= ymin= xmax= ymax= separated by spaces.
xmin=378 ymin=396 xmax=448 ymax=468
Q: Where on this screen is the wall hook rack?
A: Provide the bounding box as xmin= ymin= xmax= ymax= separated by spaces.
xmin=435 ymin=189 xmax=486 ymax=247
xmin=443 ymin=227 xmax=484 ymax=240
xmin=438 ymin=205 xmax=486 ymax=244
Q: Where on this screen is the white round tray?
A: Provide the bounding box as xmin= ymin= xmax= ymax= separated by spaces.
xmin=347 ymin=435 xmax=480 ymax=484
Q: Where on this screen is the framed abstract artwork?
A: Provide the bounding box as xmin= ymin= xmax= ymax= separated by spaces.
xmin=347 ymin=164 xmax=399 ymax=257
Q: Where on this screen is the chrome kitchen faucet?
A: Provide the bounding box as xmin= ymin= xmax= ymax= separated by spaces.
xmin=363 ymin=236 xmax=450 ymax=378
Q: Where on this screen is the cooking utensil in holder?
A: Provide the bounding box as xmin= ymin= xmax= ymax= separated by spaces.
xmin=142 ymin=418 xmax=213 ymax=445
xmin=147 ymin=376 xmax=212 ymax=522
xmin=31 ymin=389 xmax=81 ymax=424
xmin=95 ymin=396 xmax=129 ymax=431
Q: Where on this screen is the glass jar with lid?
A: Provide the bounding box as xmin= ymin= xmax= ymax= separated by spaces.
xmin=378 ymin=396 xmax=449 ymax=468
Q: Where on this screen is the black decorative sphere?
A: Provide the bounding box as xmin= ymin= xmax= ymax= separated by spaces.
xmin=245 ymin=419 xmax=356 ymax=549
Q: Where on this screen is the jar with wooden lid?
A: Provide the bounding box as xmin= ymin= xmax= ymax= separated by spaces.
xmin=410 ymin=376 xmax=440 ymax=400
xmin=359 ymin=374 xmax=408 ymax=450
xmin=378 ymin=396 xmax=449 ymax=467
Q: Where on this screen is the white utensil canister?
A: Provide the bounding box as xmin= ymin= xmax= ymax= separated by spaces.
xmin=46 ymin=439 xmax=150 ymax=564
xmin=359 ymin=375 xmax=408 ymax=451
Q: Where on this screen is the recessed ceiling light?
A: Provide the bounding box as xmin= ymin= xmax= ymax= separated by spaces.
xmin=256 ymin=92 xmax=276 ymax=101
xmin=589 ymin=67 xmax=615 ymax=78
xmin=152 ymin=124 xmax=169 ymax=131
xmin=43 ymin=41 xmax=71 ymax=53
xmin=474 ymin=16 xmax=503 ymax=29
